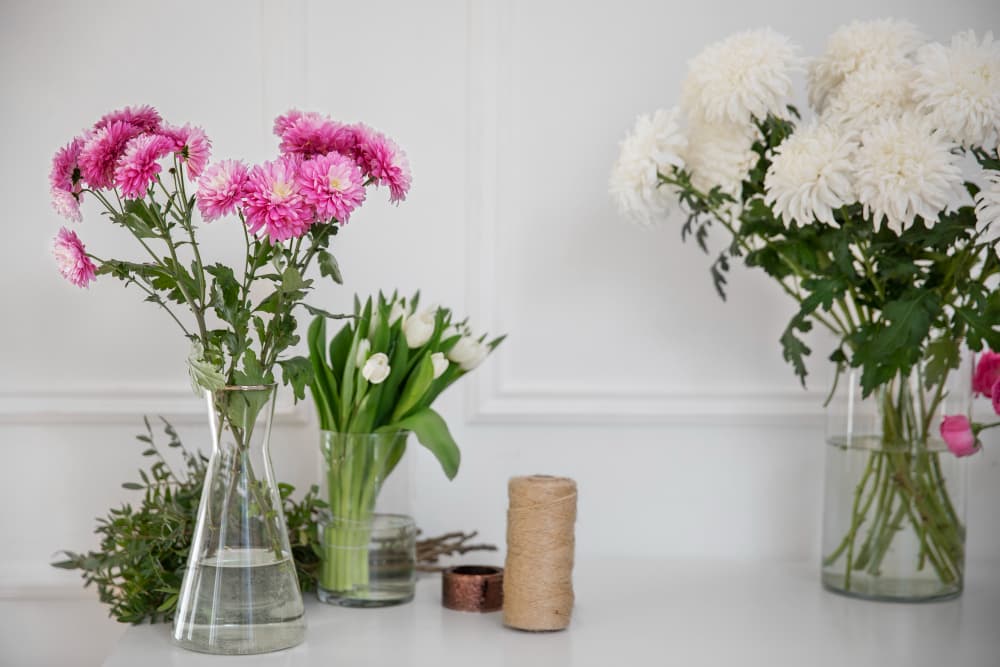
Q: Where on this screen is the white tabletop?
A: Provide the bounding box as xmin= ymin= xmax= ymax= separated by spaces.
xmin=102 ymin=559 xmax=1000 ymax=667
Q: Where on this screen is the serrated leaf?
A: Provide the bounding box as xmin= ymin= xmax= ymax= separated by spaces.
xmin=318 ymin=250 xmax=343 ymax=285
xmin=187 ymin=341 xmax=226 ymax=394
xmin=278 ymin=356 xmax=313 ymax=402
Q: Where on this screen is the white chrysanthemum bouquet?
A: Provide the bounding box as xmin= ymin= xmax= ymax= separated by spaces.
xmin=611 ymin=21 xmax=1000 ymax=597
xmin=611 ymin=20 xmax=1000 ymax=392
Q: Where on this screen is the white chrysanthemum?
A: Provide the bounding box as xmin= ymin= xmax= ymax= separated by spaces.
xmin=821 ymin=63 xmax=917 ymax=134
xmin=976 ymin=170 xmax=1000 ymax=229
xmin=683 ymin=120 xmax=758 ymax=198
xmin=764 ymin=121 xmax=858 ymax=225
xmin=913 ymin=31 xmax=1000 ymax=148
xmin=681 ymin=28 xmax=799 ymax=125
xmin=609 ymin=107 xmax=687 ymax=226
xmin=855 ymin=115 xmax=962 ymax=233
xmin=807 ymin=19 xmax=924 ymax=112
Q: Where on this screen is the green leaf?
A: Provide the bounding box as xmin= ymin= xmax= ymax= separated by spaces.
xmin=278 ymin=356 xmax=313 ymax=402
xmin=122 ymin=482 xmax=144 ymax=490
xmin=924 ymin=337 xmax=961 ymax=390
xmin=328 ymin=322 xmax=354 ymax=379
xmin=780 ymin=316 xmax=812 ymax=387
xmin=392 ymin=354 xmax=435 ymax=422
xmin=122 ymin=200 xmax=161 ymax=238
xmin=307 ymin=317 xmax=337 ymax=430
xmin=339 ymin=299 xmax=371 ymax=429
xmin=280 ymin=266 xmax=311 ymax=294
xmin=318 ymin=250 xmax=344 ymax=285
xmin=852 ymin=291 xmax=941 ymax=395
xmin=206 ymin=264 xmax=242 ymax=326
xmin=155 ymin=592 xmax=179 ymax=613
xmin=300 ymin=303 xmax=351 ymax=320
xmin=375 ymin=326 xmax=411 ymax=425
xmin=187 ymin=341 xmax=226 ymax=394
xmin=383 ymin=408 xmax=460 ymax=480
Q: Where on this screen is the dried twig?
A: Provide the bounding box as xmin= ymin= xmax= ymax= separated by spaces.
xmin=416 ymin=530 xmax=498 ymax=572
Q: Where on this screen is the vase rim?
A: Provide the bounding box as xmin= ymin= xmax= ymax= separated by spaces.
xmin=215 ymin=383 xmax=278 ymax=392
xmin=318 ymin=429 xmax=410 ymax=435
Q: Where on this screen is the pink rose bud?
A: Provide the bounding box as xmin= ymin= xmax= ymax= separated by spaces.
xmin=993 ymin=379 xmax=1000 ymax=416
xmin=972 ymin=350 xmax=1000 ymax=397
xmin=940 ymin=415 xmax=979 ymax=457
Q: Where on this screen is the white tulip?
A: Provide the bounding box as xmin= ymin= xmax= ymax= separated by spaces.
xmin=355 ymin=339 xmax=371 ymax=367
xmin=389 ymin=301 xmax=408 ymax=326
xmin=431 ymin=352 xmax=449 ymax=379
xmin=361 ymin=352 xmax=391 ymax=384
xmin=403 ymin=309 xmax=436 ymax=348
xmin=447 ymin=336 xmax=488 ymax=371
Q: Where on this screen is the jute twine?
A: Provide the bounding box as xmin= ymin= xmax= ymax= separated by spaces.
xmin=502 ymin=475 xmax=577 ymax=631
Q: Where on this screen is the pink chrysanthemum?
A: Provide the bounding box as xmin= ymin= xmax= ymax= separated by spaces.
xmin=197 ymin=159 xmax=249 ymax=221
xmin=53 ymin=227 xmax=97 ymax=288
xmin=273 ymin=109 xmax=314 ymax=137
xmin=242 ymin=157 xmax=313 ymax=241
xmin=94 ymin=105 xmax=162 ymax=133
xmin=297 ymin=152 xmax=366 ymax=223
xmin=114 ymin=133 xmax=174 ymax=199
xmin=49 ymin=137 xmax=85 ymax=221
xmin=51 ymin=188 xmax=82 ymax=222
xmin=160 ymin=124 xmax=212 ymax=178
xmin=277 ymin=112 xmax=357 ymax=159
xmin=973 ymin=350 xmax=1000 ymax=397
xmin=354 ymin=125 xmax=411 ymax=203
xmin=78 ymin=121 xmax=141 ymax=189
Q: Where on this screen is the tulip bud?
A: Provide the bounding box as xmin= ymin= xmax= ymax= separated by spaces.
xmin=389 ymin=301 xmax=408 ymax=326
xmin=447 ymin=336 xmax=488 ymax=371
xmin=431 ymin=352 xmax=449 ymax=379
xmin=356 ymin=339 xmax=371 ymax=367
xmin=404 ymin=309 xmax=436 ymax=348
xmin=361 ymin=352 xmax=391 ymax=384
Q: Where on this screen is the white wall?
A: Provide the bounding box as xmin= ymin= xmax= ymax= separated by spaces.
xmin=1 ymin=0 xmax=999 ymax=659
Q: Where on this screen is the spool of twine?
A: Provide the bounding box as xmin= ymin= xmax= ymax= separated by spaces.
xmin=503 ymin=475 xmax=577 ymax=631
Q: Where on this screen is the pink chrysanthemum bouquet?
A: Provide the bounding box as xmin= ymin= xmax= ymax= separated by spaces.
xmin=49 ymin=105 xmax=411 ymax=397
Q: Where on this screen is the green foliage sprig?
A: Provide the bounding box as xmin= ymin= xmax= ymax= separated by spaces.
xmin=52 ymin=418 xmax=326 ymax=623
xmin=662 ymin=108 xmax=1000 ymax=396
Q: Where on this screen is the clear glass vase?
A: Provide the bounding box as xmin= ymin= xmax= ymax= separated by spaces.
xmin=316 ymin=430 xmax=415 ymax=606
xmin=318 ymin=513 xmax=417 ymax=606
xmin=822 ymin=356 xmax=971 ymax=601
xmin=172 ymin=385 xmax=305 ymax=654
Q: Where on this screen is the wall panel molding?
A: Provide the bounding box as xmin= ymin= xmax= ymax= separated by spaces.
xmin=463 ymin=1 xmax=823 ymax=425
xmin=0 ymin=386 xmax=307 ymax=426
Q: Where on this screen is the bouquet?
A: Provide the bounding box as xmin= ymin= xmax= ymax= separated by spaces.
xmin=50 ymin=105 xmax=411 ymax=399
xmin=306 ymin=292 xmax=503 ymax=597
xmin=610 ymin=21 xmax=1000 ymax=595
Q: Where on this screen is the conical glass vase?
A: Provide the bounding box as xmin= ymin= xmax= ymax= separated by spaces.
xmin=172 ymin=385 xmax=305 ymax=654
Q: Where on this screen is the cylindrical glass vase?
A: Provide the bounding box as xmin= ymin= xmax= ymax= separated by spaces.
xmin=173 ymin=385 xmax=305 ymax=654
xmin=822 ymin=356 xmax=971 ymax=602
xmin=317 ymin=513 xmax=417 ymax=606
xmin=317 ymin=431 xmax=415 ymax=606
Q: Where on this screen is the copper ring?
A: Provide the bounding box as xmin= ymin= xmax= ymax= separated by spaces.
xmin=442 ymin=565 xmax=504 ymax=612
